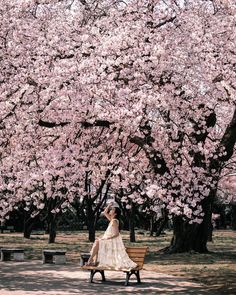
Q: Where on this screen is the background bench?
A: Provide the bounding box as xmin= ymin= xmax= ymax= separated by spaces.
xmin=1 ymin=248 xmax=24 ymax=261
xmin=43 ymin=249 xmax=66 ymax=264
xmin=0 ymin=226 xmax=15 ymax=233
xmin=82 ymin=246 xmax=148 ymax=286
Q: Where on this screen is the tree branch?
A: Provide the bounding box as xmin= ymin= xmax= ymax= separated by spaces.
xmin=130 ymin=135 xmax=169 ymax=175
xmin=81 ymin=120 xmax=112 ymax=128
xmin=38 ymin=119 xmax=70 ymax=128
xmin=147 ymin=16 xmax=177 ymax=29
xmin=219 ymin=107 xmax=236 ymax=162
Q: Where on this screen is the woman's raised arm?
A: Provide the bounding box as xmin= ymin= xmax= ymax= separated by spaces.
xmin=102 ymin=203 xmax=113 ymax=221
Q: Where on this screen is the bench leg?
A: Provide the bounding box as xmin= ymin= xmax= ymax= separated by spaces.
xmin=54 ymin=255 xmax=66 ymax=265
xmin=13 ymin=252 xmax=24 ymax=261
xmin=90 ymin=270 xmax=106 ymax=283
xmin=136 ymin=270 xmax=141 ymax=284
xmin=1 ymin=252 xmax=11 ymax=261
xmin=101 ymin=270 xmax=106 ymax=282
xmin=43 ymin=254 xmax=53 ymax=264
xmin=125 ymin=270 xmax=141 ymax=286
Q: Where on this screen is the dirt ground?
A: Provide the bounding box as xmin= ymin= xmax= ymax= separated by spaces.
xmin=0 ymin=229 xmax=235 ymax=294
xmin=0 ymin=261 xmax=217 ymax=295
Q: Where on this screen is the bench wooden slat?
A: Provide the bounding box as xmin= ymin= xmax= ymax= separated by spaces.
xmin=82 ymin=265 xmax=142 ymax=271
xmin=126 ymin=252 xmax=146 ymax=257
xmin=129 ymin=254 xmax=146 ymax=259
xmin=126 ymin=248 xmax=147 ymax=253
xmin=127 ymin=247 xmax=147 ymax=268
xmin=129 ymin=257 xmax=145 ymax=262
xmin=126 ymin=247 xmax=147 ymax=252
xmin=126 ymin=253 xmax=146 ymax=257
xmin=128 ymin=257 xmax=145 ymax=262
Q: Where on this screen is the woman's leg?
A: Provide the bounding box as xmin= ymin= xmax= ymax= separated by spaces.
xmin=88 ymin=239 xmax=99 ymax=263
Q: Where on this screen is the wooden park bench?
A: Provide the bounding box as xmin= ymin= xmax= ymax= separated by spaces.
xmin=43 ymin=249 xmax=67 ymax=264
xmin=82 ymin=246 xmax=148 ymax=286
xmin=0 ymin=248 xmax=24 ymax=261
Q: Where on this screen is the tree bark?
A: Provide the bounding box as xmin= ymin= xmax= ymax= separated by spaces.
xmin=129 ymin=204 xmax=136 ymax=242
xmin=165 ymin=218 xmax=208 ymax=253
xmin=85 ymin=198 xmax=96 ymax=242
xmin=231 ymin=204 xmax=236 ymax=230
xmin=23 ymin=212 xmax=35 ymax=239
xmin=88 ymin=217 xmax=96 ymax=242
xmin=48 ymin=215 xmax=57 ymax=243
xmin=23 ymin=219 xmax=34 ymax=239
xmin=165 ymin=194 xmax=213 ymax=253
xmin=150 ymin=216 xmax=155 ymax=236
xmin=156 ymin=212 xmax=168 ymax=237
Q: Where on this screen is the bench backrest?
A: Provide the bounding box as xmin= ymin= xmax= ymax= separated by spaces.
xmin=126 ymin=247 xmax=148 ymax=269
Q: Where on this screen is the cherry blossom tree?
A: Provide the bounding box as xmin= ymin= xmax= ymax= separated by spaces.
xmin=74 ymin=0 xmax=236 ymax=252
xmin=0 ymin=0 xmax=125 ymax=241
xmin=1 ymin=0 xmax=236 ymax=252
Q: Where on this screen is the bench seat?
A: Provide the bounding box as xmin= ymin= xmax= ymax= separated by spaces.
xmin=82 ymin=246 xmax=148 ymax=286
xmin=43 ymin=249 xmax=66 ymax=264
xmin=1 ymin=248 xmax=24 ymax=261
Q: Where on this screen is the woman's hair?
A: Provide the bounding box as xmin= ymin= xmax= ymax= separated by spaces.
xmin=114 ymin=207 xmax=121 ymax=219
xmin=114 ymin=207 xmax=122 ymax=229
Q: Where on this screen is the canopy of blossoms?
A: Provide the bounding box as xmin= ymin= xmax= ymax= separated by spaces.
xmin=0 ymin=0 xmax=235 ymax=223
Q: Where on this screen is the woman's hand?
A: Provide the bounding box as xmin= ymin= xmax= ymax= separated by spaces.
xmin=102 ymin=202 xmax=113 ymax=221
xmin=104 ymin=202 xmax=113 ymax=213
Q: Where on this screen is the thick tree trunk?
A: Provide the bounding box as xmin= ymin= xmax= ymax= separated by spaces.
xmin=207 ymin=222 xmax=213 ymax=242
xmin=156 ymin=214 xmax=168 ymax=237
xmin=87 ymin=209 xmax=96 ymax=242
xmin=220 ymin=211 xmax=226 ymax=229
xmin=23 ymin=213 xmax=35 ymax=239
xmin=48 ymin=216 xmax=57 ymax=243
xmin=88 ymin=221 xmax=96 ymax=242
xmin=118 ymin=203 xmax=130 ymax=230
xmin=23 ymin=220 xmax=34 ymax=239
xmin=129 ymin=205 xmax=136 ymax=242
xmin=231 ymin=204 xmax=236 ymax=230
xmin=165 ymin=217 xmax=208 ymax=253
xmin=165 ymin=195 xmax=213 ymax=253
xmin=150 ymin=216 xmax=155 ymax=236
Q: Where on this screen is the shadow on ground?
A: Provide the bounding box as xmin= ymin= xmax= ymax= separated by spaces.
xmin=0 ymin=261 xmax=215 ymax=295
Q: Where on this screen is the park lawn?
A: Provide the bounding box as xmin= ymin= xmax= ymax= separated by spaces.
xmin=0 ymin=229 xmax=235 ymax=294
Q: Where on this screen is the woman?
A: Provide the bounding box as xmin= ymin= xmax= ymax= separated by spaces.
xmin=86 ymin=202 xmax=137 ymax=270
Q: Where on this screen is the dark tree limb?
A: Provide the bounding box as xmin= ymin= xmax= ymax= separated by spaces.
xmin=38 ymin=119 xmax=70 ymax=128
xmin=130 ymin=135 xmax=169 ymax=175
xmin=219 ymin=107 xmax=236 ymax=161
xmin=147 ymin=16 xmax=177 ymax=29
xmin=81 ymin=120 xmax=112 ymax=128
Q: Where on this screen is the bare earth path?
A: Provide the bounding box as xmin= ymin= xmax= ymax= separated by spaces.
xmin=0 ymin=261 xmax=215 ymax=295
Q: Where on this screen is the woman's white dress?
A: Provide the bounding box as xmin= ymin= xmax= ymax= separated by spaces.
xmin=96 ymin=219 xmax=137 ymax=270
